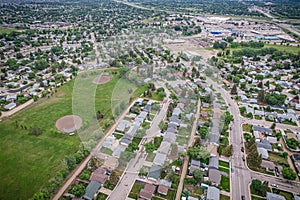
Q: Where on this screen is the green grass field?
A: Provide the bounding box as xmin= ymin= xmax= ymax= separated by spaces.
xmin=265 ymin=44 xmax=300 ymax=55
xmin=220 ymin=176 xmax=230 ymax=192
xmin=0 ymin=69 xmax=145 ymax=200
xmin=0 ymin=27 xmax=17 ymax=34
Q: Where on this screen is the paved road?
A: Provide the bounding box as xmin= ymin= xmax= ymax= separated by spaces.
xmin=206 ymin=78 xmax=252 ymax=200
xmin=0 ymin=99 xmax=34 ymax=120
xmin=206 ymin=77 xmax=300 ymax=197
xmin=175 ymin=98 xmax=201 ymax=200
xmin=108 ymin=149 xmax=147 ymax=200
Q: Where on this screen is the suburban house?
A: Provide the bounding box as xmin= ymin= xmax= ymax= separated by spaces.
xmin=208 ymin=155 xmax=219 ymax=170
xmin=83 ymin=181 xmax=101 ymax=200
xmin=257 ymin=147 xmax=269 ymax=159
xmin=206 ymin=186 xmax=220 ymax=200
xmin=253 ymin=125 xmax=273 ymax=136
xmin=116 ymin=120 xmax=130 ymax=132
xmin=153 ymin=153 xmax=167 ymax=166
xmin=83 ymin=167 xmax=109 ymax=200
xmin=189 ymin=159 xmax=201 ymax=175
xmin=139 ymin=183 xmax=156 ymax=200
xmin=208 ymin=168 xmax=221 ymax=186
xmin=148 ymin=165 xmax=162 ymax=181
xmin=266 ymin=192 xmax=286 ymax=200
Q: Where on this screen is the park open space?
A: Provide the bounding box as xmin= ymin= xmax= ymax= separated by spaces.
xmin=0 ymin=69 xmax=142 ymax=200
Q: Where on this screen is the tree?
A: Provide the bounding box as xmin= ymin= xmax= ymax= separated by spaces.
xmin=247 ymin=148 xmax=262 ymax=169
xmin=251 ymin=179 xmax=268 ymax=196
xmin=222 ymin=145 xmax=233 ymax=157
xmin=240 ymin=82 xmax=246 ymax=90
xmin=230 ymin=85 xmax=237 ymax=95
xmin=96 ymin=110 xmax=104 ymax=120
xmin=198 ymin=126 xmax=209 ymax=139
xmin=187 ymin=146 xmax=210 ymax=162
xmin=145 ymin=142 xmax=155 ymax=153
xmin=29 ymin=126 xmax=43 ymax=136
xmin=192 ymin=169 xmax=203 ymax=184
xmin=286 ymin=138 xmax=299 ymax=150
xmin=69 ymin=183 xmax=86 ymax=197
xmin=257 ymin=90 xmax=265 ymax=104
xmin=34 ymin=59 xmax=49 ymax=70
xmin=282 ymin=167 xmax=297 ymax=180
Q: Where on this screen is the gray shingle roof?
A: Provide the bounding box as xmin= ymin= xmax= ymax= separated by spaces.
xmin=209 ymin=156 xmax=219 ymax=169
xmin=266 ymin=192 xmax=286 ymax=200
xmin=148 ymin=165 xmax=162 ymax=181
xmin=83 ymin=180 xmax=101 ymax=200
xmin=153 ymin=153 xmax=167 ymax=166
xmin=253 ymin=125 xmax=272 ymax=135
xmin=207 ymin=186 xmax=220 ymax=200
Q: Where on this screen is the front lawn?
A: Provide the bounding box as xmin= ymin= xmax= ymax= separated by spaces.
xmin=96 ymin=192 xmax=108 ymax=200
xmin=219 ymin=160 xmax=230 ymax=168
xmin=242 ymin=124 xmax=252 ymax=132
xmin=268 ymin=152 xmax=288 ymax=165
xmin=128 ymin=183 xmax=143 ymax=199
xmin=100 ymin=147 xmax=113 ymax=155
xmin=272 ymin=189 xmax=293 ymax=200
xmin=154 ymin=189 xmax=176 ymax=200
xmin=220 ymin=194 xmax=230 ymax=200
xmin=219 ymin=166 xmax=230 ymax=174
xmin=146 ymin=152 xmax=156 ymax=162
xmin=219 ymin=176 xmax=230 ymax=192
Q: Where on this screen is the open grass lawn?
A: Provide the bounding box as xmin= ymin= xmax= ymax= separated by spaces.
xmin=146 ymin=152 xmax=156 ymax=162
xmin=128 ymin=183 xmax=143 ymax=199
xmin=176 ymin=136 xmax=189 ymax=146
xmin=155 ymin=189 xmax=176 ymax=200
xmin=0 ymin=69 xmax=144 ymax=200
xmin=0 ymin=27 xmax=17 ymax=34
xmin=96 ymin=192 xmax=108 ymax=200
xmin=282 ymin=120 xmax=297 ymax=126
xmin=268 ymin=152 xmax=288 ymax=165
xmin=219 ymin=176 xmax=230 ymax=192
xmin=219 ymin=166 xmax=230 ymax=174
xmin=219 ymin=160 xmax=230 ymax=168
xmin=100 ymin=147 xmax=113 ymax=155
xmin=242 ymin=124 xmax=252 ymax=132
xmin=251 ymin=195 xmax=266 ymax=200
xmin=272 ymin=189 xmax=293 ymax=200
xmin=265 ymin=44 xmax=300 ymax=55
xmin=220 ymin=194 xmax=230 ymax=200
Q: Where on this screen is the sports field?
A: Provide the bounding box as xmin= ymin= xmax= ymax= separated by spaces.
xmin=0 ymin=69 xmax=143 ymax=200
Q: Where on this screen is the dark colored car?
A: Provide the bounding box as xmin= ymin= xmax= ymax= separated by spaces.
xmin=241 ymin=196 xmax=245 ymax=200
xmin=241 ymin=147 xmax=244 ymax=152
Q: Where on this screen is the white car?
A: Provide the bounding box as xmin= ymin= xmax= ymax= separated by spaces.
xmin=271 ymin=184 xmax=278 ymax=188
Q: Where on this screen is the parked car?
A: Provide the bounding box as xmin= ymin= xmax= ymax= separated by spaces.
xmin=271 ymin=184 xmax=278 ymax=188
xmin=241 ymin=196 xmax=245 ymax=200
xmin=241 ymin=147 xmax=244 ymax=152
xmin=275 ymin=166 xmax=279 ymax=177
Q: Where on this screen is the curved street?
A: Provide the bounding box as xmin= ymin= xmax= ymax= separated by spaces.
xmin=206 ymin=76 xmax=300 ymax=199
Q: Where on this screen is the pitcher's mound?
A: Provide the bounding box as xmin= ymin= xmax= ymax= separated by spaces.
xmin=93 ymin=75 xmax=112 ymax=85
xmin=56 ymin=115 xmax=82 ymax=133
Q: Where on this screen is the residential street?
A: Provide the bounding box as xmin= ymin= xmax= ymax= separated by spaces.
xmin=108 ymin=84 xmax=171 ymax=199
xmin=205 ymin=77 xmax=300 ymax=199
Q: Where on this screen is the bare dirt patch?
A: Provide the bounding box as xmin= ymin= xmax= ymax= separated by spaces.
xmin=55 ymin=115 xmax=83 ymax=133
xmin=92 ymin=75 xmax=112 ymax=85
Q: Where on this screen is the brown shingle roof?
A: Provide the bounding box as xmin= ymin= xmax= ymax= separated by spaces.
xmin=157 ymin=185 xmax=168 ymax=195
